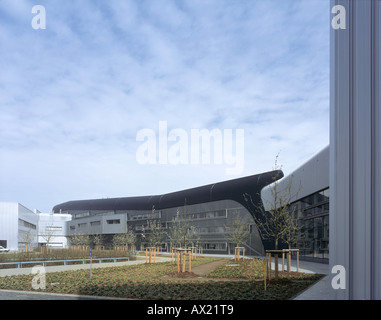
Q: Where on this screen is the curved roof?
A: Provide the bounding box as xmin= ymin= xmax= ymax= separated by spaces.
xmin=52 ymin=170 xmax=283 ymax=215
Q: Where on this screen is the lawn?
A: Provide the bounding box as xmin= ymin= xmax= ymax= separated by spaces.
xmin=0 ymin=257 xmax=323 ymax=300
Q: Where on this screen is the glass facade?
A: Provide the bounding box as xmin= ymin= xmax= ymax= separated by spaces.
xmin=293 ymin=188 xmax=329 ymax=262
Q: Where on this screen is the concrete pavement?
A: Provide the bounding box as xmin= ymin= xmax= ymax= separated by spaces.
xmin=277 ymin=258 xmax=330 ymax=300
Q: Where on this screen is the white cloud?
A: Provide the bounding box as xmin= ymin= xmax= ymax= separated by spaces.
xmin=0 ymin=0 xmax=329 ymax=212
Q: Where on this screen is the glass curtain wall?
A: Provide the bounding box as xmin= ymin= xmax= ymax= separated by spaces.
xmin=293 ymin=188 xmax=329 ymax=262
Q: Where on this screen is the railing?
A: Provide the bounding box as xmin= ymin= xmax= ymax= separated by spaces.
xmin=0 ymin=257 xmax=130 ymax=269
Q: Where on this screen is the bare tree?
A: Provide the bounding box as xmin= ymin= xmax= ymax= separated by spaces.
xmin=69 ymin=232 xmax=90 ymax=247
xmin=40 ymin=223 xmax=58 ymax=249
xmin=145 ymin=219 xmax=166 ymax=248
xmin=92 ymin=234 xmax=104 ymax=248
xmin=20 ymin=229 xmax=35 ymax=252
xmin=113 ymin=227 xmax=137 ymax=248
xmin=225 ymin=210 xmax=252 ymax=248
xmin=168 ymin=202 xmax=198 ymax=249
xmin=244 ymin=153 xmax=301 ymax=279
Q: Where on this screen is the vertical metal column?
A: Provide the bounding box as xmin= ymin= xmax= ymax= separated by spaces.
xmin=330 ymin=0 xmax=381 ymax=299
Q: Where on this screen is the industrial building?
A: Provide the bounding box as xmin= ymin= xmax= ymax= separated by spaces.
xmin=0 ymin=203 xmax=71 ymax=251
xmin=52 ymin=147 xmax=330 ymax=262
xmin=262 ymin=146 xmax=329 ymax=263
xmin=0 ymin=148 xmax=329 ymax=263
xmin=0 ymin=202 xmax=39 ymax=251
xmin=52 ymin=170 xmax=282 ymax=256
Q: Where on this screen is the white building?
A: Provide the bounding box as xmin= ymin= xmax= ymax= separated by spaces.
xmin=0 ymin=202 xmax=39 ymax=251
xmin=0 ymin=202 xmax=72 ymax=251
xmin=38 ymin=213 xmax=72 ymax=249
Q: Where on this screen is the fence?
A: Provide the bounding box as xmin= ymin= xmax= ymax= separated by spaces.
xmin=0 ymin=257 xmax=130 ymax=269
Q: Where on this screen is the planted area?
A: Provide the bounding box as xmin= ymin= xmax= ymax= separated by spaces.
xmin=0 ymin=249 xmax=135 ymax=269
xmin=208 ymin=258 xmax=320 ymax=280
xmin=0 ymin=257 xmax=323 ymax=300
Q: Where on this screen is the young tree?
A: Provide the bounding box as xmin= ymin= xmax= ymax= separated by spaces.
xmin=125 ymin=226 xmax=137 ymax=248
xmin=225 ymin=210 xmax=252 ymax=248
xmin=113 ymin=227 xmax=137 ymax=248
xmin=40 ymin=223 xmax=58 ymax=251
xmin=69 ymin=232 xmax=90 ymax=247
xmin=168 ymin=202 xmax=198 ymax=249
xmin=145 ymin=219 xmax=166 ymax=248
xmin=20 ymin=229 xmax=35 ymax=252
xmin=244 ymin=153 xmax=301 ymax=279
xmin=92 ymin=234 xmax=104 ymax=248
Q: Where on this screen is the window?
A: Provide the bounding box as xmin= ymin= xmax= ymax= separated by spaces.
xmin=45 ymin=226 xmax=62 ymax=232
xmin=18 ymin=219 xmax=37 ymax=230
xmin=106 ymin=219 xmax=120 ymax=224
xmin=291 ymin=188 xmax=330 ymax=261
xmin=203 ymin=243 xmax=227 ymax=251
xmin=196 ymin=226 xmax=226 ymax=234
xmin=173 ymin=209 xmax=227 ymax=221
xmin=74 ymin=212 xmax=90 ymax=219
xmin=91 ymin=221 xmax=101 ymax=226
xmin=130 ymin=211 xmax=161 ymax=221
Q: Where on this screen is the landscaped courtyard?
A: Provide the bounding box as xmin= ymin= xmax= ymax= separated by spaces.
xmin=0 ymin=256 xmax=323 ymax=300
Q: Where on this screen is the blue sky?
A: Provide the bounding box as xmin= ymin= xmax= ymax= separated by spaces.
xmin=0 ymin=0 xmax=330 ymax=212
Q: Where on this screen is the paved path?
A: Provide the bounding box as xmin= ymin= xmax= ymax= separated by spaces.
xmin=0 ymin=288 xmax=126 ymax=300
xmin=192 ymin=258 xmax=230 ymax=276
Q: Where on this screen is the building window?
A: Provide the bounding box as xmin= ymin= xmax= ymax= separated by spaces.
xmin=196 ymin=226 xmax=226 ymax=234
xmin=45 ymin=226 xmax=62 ymax=232
xmin=203 ymin=243 xmax=227 ymax=251
xmin=18 ymin=219 xmax=37 ymax=230
xmin=173 ymin=209 xmax=227 ymax=221
xmin=91 ymin=221 xmax=101 ymax=226
xmin=130 ymin=211 xmax=161 ymax=221
xmin=106 ymin=219 xmax=120 ymax=224
xmin=293 ymin=187 xmax=329 ymax=261
xmin=74 ymin=212 xmax=90 ymax=219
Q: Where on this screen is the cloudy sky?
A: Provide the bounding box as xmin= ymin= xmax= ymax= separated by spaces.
xmin=0 ymin=0 xmax=330 ymax=212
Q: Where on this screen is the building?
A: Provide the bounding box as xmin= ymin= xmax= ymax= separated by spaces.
xmin=52 ymin=170 xmax=282 ymax=256
xmin=38 ymin=213 xmax=72 ymax=249
xmin=261 ymin=146 xmax=329 ymax=263
xmin=51 ymin=148 xmax=331 ymax=262
xmin=0 ymin=150 xmax=330 ymax=260
xmin=330 ymin=0 xmax=381 ymax=299
xmin=0 ymin=203 xmax=72 ymax=251
xmin=0 ymin=202 xmax=38 ymax=251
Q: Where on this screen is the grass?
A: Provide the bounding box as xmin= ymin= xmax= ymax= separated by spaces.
xmin=0 ymin=257 xmax=324 ymax=300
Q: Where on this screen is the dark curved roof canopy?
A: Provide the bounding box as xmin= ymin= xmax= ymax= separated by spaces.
xmin=52 ymin=170 xmax=283 ymax=217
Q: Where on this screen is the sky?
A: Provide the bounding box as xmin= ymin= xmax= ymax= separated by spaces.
xmin=0 ymin=0 xmax=330 ymax=213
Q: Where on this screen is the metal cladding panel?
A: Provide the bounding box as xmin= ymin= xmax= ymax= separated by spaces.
xmin=261 ymin=146 xmax=329 ymax=211
xmin=330 ymin=0 xmax=381 ymax=300
xmin=52 ymin=170 xmax=283 ymax=217
xmin=0 ymin=202 xmax=18 ymax=250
